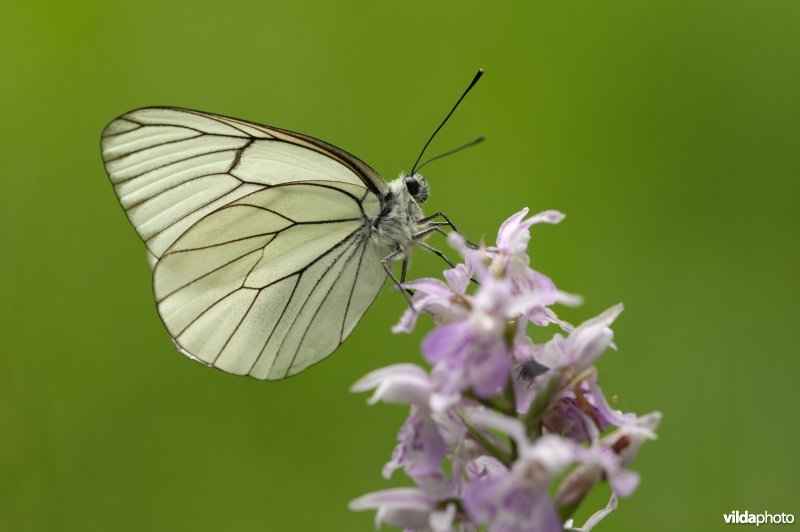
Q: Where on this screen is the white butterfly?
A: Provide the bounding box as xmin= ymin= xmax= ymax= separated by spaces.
xmin=101 ymin=71 xmax=482 ymax=380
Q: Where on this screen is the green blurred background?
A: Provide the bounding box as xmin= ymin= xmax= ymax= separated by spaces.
xmin=2 ymin=1 xmax=799 ymax=530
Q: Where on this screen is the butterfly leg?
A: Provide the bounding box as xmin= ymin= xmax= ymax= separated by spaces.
xmin=400 ymin=255 xmax=410 ymax=283
xmin=382 ymin=250 xmax=415 ymax=310
xmin=418 ymin=212 xmax=478 ymax=248
xmin=418 ymin=242 xmax=456 ymax=268
xmin=419 ymin=211 xmax=460 ymax=230
xmin=412 ymin=225 xmax=446 ymax=241
xmin=413 ymin=228 xmax=480 ymax=287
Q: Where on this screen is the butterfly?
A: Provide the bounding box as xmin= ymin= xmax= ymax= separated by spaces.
xmin=100 ymin=70 xmax=483 ymax=380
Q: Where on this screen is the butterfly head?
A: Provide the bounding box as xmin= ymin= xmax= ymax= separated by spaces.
xmin=403 ymin=173 xmax=430 ymax=204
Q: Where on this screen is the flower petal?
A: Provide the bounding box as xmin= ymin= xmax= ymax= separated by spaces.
xmin=443 ymin=263 xmax=471 ymax=295
xmin=564 ymin=494 xmax=618 ymax=531
xmin=609 ymin=469 xmax=640 ymax=498
xmin=467 ymin=409 xmax=530 ymax=450
xmin=349 ymin=488 xmax=434 ymax=529
xmin=464 ymin=477 xmax=562 ymax=532
xmin=351 ymin=364 xmax=433 ymax=405
xmin=429 ymin=502 xmax=457 ymax=532
xmin=383 ymin=407 xmax=447 ymax=482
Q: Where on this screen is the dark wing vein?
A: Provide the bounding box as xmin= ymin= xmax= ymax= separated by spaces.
xmin=123 ymin=171 xmax=232 ymax=211
xmin=248 ymin=275 xmax=301 ymax=375
xmin=174 ymin=287 xmax=248 ymax=338
xmin=144 ymin=182 xmax=246 ymax=244
xmin=168 ymin=231 xmax=280 ymax=253
xmin=180 ymin=108 xmax=261 ymax=138
xmin=270 ymin=235 xmax=363 ymax=377
xmin=207 ymin=246 xmax=269 ymax=364
xmin=103 ymin=132 xmax=204 ymax=163
xmin=153 ymin=107 xmax=387 ymax=197
xmin=284 ymin=237 xmax=363 ymax=376
xmin=113 ymin=147 xmax=243 ymax=184
xmin=209 ymin=288 xmax=261 ymax=364
xmin=103 ymin=123 xmax=143 ymax=138
xmin=157 ymin=244 xmax=261 ymax=304
xmin=228 ymin=138 xmax=254 ymax=171
xmin=339 ymin=240 xmax=368 ymax=342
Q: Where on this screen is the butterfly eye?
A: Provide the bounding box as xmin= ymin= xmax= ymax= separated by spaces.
xmin=404 ymin=176 xmax=420 ymax=197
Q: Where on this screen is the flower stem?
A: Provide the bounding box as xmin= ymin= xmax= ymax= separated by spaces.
xmin=556 ymin=476 xmax=604 ymax=524
xmin=524 ymin=371 xmax=560 ymax=439
xmin=458 ymin=413 xmax=514 ymax=468
xmin=503 ymin=376 xmax=517 ymax=416
xmin=558 ymin=498 xmax=583 ymax=523
xmin=464 ymin=390 xmax=514 ymax=417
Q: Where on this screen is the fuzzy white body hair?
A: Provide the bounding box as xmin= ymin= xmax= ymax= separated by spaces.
xmin=369 ymin=174 xmax=431 ymax=259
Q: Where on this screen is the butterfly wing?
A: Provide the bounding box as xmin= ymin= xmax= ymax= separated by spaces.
xmin=101 ymin=107 xmax=391 ymax=379
xmin=102 ymin=107 xmax=387 ymax=258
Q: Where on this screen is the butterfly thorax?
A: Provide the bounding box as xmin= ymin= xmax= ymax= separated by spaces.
xmin=370 ymin=174 xmax=430 ymax=256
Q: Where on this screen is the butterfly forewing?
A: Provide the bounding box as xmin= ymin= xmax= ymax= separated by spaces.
xmin=101 ymin=107 xmax=390 ymax=379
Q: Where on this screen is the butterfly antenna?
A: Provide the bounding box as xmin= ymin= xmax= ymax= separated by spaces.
xmin=415 ymin=135 xmax=485 ymax=173
xmin=409 ymin=68 xmax=484 ymax=175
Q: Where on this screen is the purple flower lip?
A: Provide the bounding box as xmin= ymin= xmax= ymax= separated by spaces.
xmin=382 ymin=405 xmax=448 ymax=484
